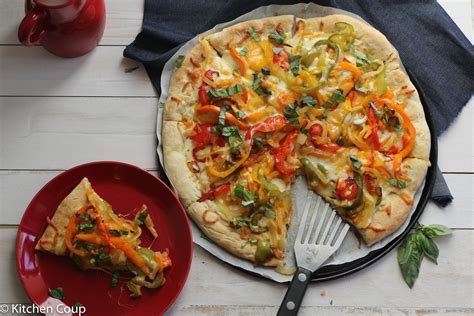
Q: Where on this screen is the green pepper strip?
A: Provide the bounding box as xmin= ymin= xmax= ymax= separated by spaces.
xmin=355 ymin=60 xmax=385 ymax=95
xmin=292 ymin=40 xmax=340 ymax=94
xmin=300 ymin=158 xmax=329 ymax=185
xmin=328 ymin=22 xmax=356 ymax=51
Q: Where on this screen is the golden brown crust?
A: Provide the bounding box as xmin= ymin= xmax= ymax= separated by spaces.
xmin=162 ymin=121 xmax=202 ymax=207
xmin=35 ymin=178 xmax=91 ymax=256
xmin=163 ymin=44 xmax=206 ymax=122
xmin=187 ymin=200 xmax=282 ymax=266
xmin=206 ymin=15 xmax=294 ymax=54
xmin=362 ymin=158 xmax=429 ymax=245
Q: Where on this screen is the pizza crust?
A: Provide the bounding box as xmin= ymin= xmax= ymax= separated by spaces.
xmin=187 ymin=200 xmax=282 ymax=266
xmin=35 ymin=178 xmax=91 ymax=256
xmin=162 ymin=121 xmax=202 ymax=207
xmin=206 ymin=15 xmax=294 ymax=55
xmin=361 ymin=158 xmax=429 ymax=245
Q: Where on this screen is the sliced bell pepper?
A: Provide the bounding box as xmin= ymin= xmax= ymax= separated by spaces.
xmin=198 ymin=83 xmax=209 ymax=105
xmin=314 ymin=143 xmax=342 ymax=152
xmin=198 ymin=184 xmax=231 ymax=202
xmin=336 ymin=173 xmax=363 ymax=212
xmin=204 ymin=70 xmax=219 ymax=81
xmin=207 ymin=147 xmax=251 ymax=178
xmin=272 ymin=131 xmax=298 ymax=175
xmin=195 ymin=105 xmax=249 ymax=130
xmin=368 ymin=106 xmax=381 ymax=150
xmin=244 ymin=115 xmax=286 ymax=141
xmin=229 ymin=45 xmax=248 ymax=76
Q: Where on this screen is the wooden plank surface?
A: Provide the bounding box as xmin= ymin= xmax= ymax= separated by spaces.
xmin=0 ymin=47 xmax=154 ymax=97
xmin=1 ymin=228 xmax=472 ymax=309
xmin=0 ymin=97 xmax=159 ymax=169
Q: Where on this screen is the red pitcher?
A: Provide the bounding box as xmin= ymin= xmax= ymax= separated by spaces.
xmin=18 ymin=0 xmax=106 ymax=58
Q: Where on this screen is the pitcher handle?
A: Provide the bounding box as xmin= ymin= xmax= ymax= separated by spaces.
xmin=18 ymin=6 xmax=47 ymax=46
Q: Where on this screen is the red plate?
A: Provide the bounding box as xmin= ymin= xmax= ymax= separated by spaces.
xmin=16 ymin=161 xmax=192 ymax=315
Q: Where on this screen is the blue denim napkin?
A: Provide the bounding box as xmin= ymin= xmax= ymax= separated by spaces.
xmin=124 ymin=0 xmax=474 ymax=207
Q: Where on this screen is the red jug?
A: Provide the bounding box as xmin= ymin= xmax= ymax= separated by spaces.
xmin=19 ymin=0 xmax=106 ymax=58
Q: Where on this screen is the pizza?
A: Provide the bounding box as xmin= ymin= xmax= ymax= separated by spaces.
xmin=162 ymin=14 xmax=431 ymax=269
xmin=36 ymin=178 xmax=172 ymax=297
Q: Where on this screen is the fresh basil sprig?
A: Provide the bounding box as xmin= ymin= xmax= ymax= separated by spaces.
xmin=398 ymin=223 xmax=453 ymax=288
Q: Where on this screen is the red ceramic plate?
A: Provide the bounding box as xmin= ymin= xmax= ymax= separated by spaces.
xmin=16 ymin=161 xmax=192 ymax=315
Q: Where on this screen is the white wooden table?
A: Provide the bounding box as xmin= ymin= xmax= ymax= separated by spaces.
xmin=0 ymin=1 xmax=473 ymax=315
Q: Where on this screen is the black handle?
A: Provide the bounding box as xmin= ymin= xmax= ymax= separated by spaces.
xmin=277 ymin=267 xmax=312 ymax=316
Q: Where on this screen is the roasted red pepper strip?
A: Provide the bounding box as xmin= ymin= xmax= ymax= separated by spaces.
xmin=192 ymin=123 xmax=224 ymax=162
xmin=198 ymin=184 xmax=231 ymax=202
xmin=241 ymin=85 xmax=249 ymax=103
xmin=272 ymin=131 xmax=298 ymax=175
xmin=245 ymin=115 xmax=286 ymax=141
xmin=315 ymin=143 xmax=342 ymax=151
xmin=273 ymin=48 xmax=290 ymax=71
xmin=336 ymin=177 xmax=358 ymax=201
xmin=368 ymin=107 xmax=381 ymax=150
xmin=204 ymin=70 xmax=219 ymax=81
xmin=388 ymin=145 xmax=399 ymax=155
xmin=198 ymin=83 xmax=209 ymax=105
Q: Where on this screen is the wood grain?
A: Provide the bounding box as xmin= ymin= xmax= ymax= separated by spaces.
xmin=0 ymin=47 xmax=155 ymax=97
xmin=1 ymin=228 xmax=472 ymax=309
xmin=0 ymin=97 xmax=159 ymax=169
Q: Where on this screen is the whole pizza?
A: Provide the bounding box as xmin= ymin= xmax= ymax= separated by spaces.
xmin=162 ymin=14 xmax=431 ymax=269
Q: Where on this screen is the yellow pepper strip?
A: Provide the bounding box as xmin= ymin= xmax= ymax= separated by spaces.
xmin=338 ymin=61 xmax=362 ymax=82
xmin=380 ymin=99 xmax=416 ymax=159
xmin=207 ymin=146 xmax=251 ymax=178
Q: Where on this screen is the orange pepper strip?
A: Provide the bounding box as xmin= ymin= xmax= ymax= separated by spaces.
xmin=229 ymin=46 xmax=248 ymax=75
xmin=64 ymin=203 xmax=92 ymax=257
xmin=196 ymin=105 xmax=249 ymax=130
xmin=95 ymin=215 xmax=113 ymax=248
xmin=207 ymin=147 xmax=251 ymax=178
xmin=338 ymin=61 xmax=362 ymax=82
xmin=75 ymin=233 xmax=150 ymax=275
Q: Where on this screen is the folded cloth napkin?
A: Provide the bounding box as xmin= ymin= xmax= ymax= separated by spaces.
xmin=124 ymin=0 xmax=474 ymax=206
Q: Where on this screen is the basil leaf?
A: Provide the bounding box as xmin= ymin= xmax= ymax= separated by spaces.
xmin=236 ymin=110 xmax=245 ymax=119
xmin=76 ymin=213 xmax=93 ymax=222
xmin=252 ymin=73 xmax=272 ymax=96
xmin=300 ymin=95 xmax=317 ymax=107
xmin=269 ymin=31 xmax=291 ymax=47
xmin=289 ymin=55 xmax=301 ymax=76
xmin=283 ymin=102 xmax=300 ymax=125
xmin=135 ymin=211 xmax=148 ymax=225
xmin=111 ymin=271 xmax=120 ymax=287
xmin=239 ymin=47 xmax=249 ymax=56
xmin=417 ymin=232 xmax=439 ymax=264
xmin=49 ymin=287 xmax=65 ymax=300
xmin=174 ymin=55 xmax=185 ymax=68
xmin=422 ymin=224 xmax=453 ymax=238
xmin=207 ymin=84 xmax=243 ymax=99
xmin=300 ymin=126 xmax=309 ymax=135
xmin=349 ymin=156 xmax=362 ymax=169
xmin=221 ymin=125 xmax=239 ymax=137
xmin=265 ymin=209 xmax=276 ymax=219
xmin=254 ymin=137 xmax=265 ymax=152
xmin=233 ymin=215 xmax=252 ymax=228
xmin=322 ymin=89 xmax=345 ymax=109
xmin=261 ymin=67 xmax=271 ymax=76
xmin=109 ymin=229 xmax=121 ymax=237
xmin=272 ymin=47 xmax=283 ymax=55
xmin=247 ymin=28 xmax=260 ymax=41
xmin=397 ymin=233 xmax=423 ymax=288
xmin=233 ymin=184 xmax=258 ymax=207
xmin=120 ymin=230 xmax=129 ymax=235
xmin=77 ymin=222 xmax=94 ymax=232
xmin=388 ymin=178 xmax=407 ymax=189
xmin=72 ymin=302 xmax=83 ymax=308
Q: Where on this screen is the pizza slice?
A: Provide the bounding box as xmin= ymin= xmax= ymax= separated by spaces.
xmin=35 ymin=177 xmax=171 ymax=297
